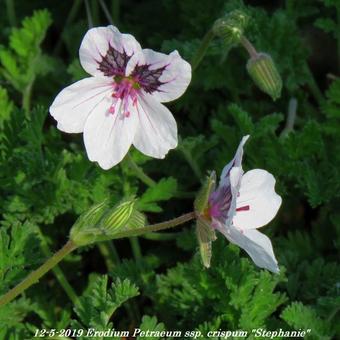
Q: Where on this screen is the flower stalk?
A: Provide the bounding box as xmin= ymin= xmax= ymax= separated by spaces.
xmin=191 ymin=29 xmax=215 ymax=71
xmin=125 ymin=153 xmax=156 ymax=187
xmin=0 ymin=212 xmax=195 ymax=308
xmin=0 ymin=240 xmax=77 ymax=308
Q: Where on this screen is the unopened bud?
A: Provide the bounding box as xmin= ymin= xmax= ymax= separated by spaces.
xmin=194 ymin=172 xmax=217 ymax=268
xmin=70 ymin=198 xmax=145 ymax=246
xmin=247 ymin=52 xmax=282 ymax=101
xmin=213 ymin=10 xmax=249 ymax=47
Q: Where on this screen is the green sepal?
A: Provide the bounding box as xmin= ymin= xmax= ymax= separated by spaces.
xmin=247 ymin=52 xmax=282 ymax=101
xmin=196 ymin=216 xmax=217 ymax=268
xmin=194 ymin=171 xmax=216 ymax=214
xmin=194 ymin=172 xmax=217 ymax=268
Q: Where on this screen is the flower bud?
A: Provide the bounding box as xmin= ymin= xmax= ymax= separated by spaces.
xmin=247 ymin=52 xmax=282 ymax=101
xmin=70 ymin=198 xmax=145 ymax=246
xmin=213 ymin=10 xmax=249 ymax=47
xmin=194 ymin=172 xmax=217 ymax=268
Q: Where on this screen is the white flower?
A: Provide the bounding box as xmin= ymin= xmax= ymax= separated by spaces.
xmin=50 ymin=26 xmax=191 ymax=169
xmin=207 ymin=136 xmax=282 ymax=273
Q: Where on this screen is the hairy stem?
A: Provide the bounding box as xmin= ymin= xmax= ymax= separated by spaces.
xmin=125 ymin=153 xmax=156 ymax=187
xmin=0 ymin=240 xmax=77 ymax=308
xmin=5 ymin=0 xmax=16 ymax=26
xmin=178 ymin=142 xmax=203 ymax=182
xmin=22 ymin=80 xmax=34 ymax=114
xmin=99 ymin=0 xmax=113 ymax=24
xmin=129 ymin=237 xmax=142 ymax=260
xmin=240 ymin=36 xmax=258 ymax=58
xmin=191 ymin=29 xmax=215 ymax=71
xmin=38 ymin=231 xmax=78 ymax=305
xmin=115 ymin=212 xmax=196 ymax=239
xmin=280 ymin=97 xmax=298 ymax=137
xmin=305 ymin=64 xmax=324 ymax=106
xmin=0 ymin=211 xmax=195 ymax=307
xmin=53 ymin=0 xmax=83 ymax=55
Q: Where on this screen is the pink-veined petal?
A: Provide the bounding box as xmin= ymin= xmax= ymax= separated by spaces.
xmin=217 ymin=224 xmax=279 ymax=273
xmin=133 ymin=93 xmax=177 ymax=158
xmin=49 ymin=77 xmax=113 ymax=133
xmin=79 ymin=25 xmax=141 ymax=77
xmin=83 ymin=97 xmax=138 ymax=169
xmin=126 ymin=49 xmax=191 ymax=102
xmin=233 ymin=169 xmax=282 ymax=230
xmin=220 ymin=135 xmax=249 ymax=184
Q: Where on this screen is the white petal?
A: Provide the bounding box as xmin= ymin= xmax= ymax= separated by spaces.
xmin=133 ymin=93 xmax=177 ymax=158
xmin=126 ymin=49 xmax=191 ymax=102
xmin=233 ymin=169 xmax=282 ymax=230
xmin=49 ymin=77 xmax=112 ymax=133
xmin=83 ymin=97 xmax=138 ymax=169
xmin=224 ymin=166 xmax=244 ymax=226
xmin=220 ymin=135 xmax=250 ymax=184
xmin=217 ymin=224 xmax=279 ymax=273
xmin=79 ymin=25 xmax=141 ymax=77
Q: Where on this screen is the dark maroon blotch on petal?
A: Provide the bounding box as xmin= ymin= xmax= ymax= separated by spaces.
xmin=131 ymin=64 xmax=168 ymax=93
xmin=98 ymin=44 xmax=131 ymax=77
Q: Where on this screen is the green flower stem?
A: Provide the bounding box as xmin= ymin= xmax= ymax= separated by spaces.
xmin=305 ymin=64 xmax=324 ymax=106
xmin=115 ymin=212 xmax=196 ymax=239
xmin=0 ymin=240 xmax=77 ymax=308
xmin=141 ymin=231 xmax=180 ymax=241
xmin=111 ymin=0 xmax=120 ymax=25
xmin=191 ymin=29 xmax=215 ymax=71
xmin=280 ymin=97 xmax=298 ymax=138
xmin=337 ymin=4 xmax=340 ymax=72
xmin=240 ymin=36 xmax=258 ymax=58
xmin=38 ymin=232 xmax=78 ymax=305
xmin=53 ymin=0 xmax=83 ymax=55
xmin=99 ymin=0 xmax=113 ymax=24
xmin=0 ymin=212 xmax=195 ymax=308
xmin=178 ymin=142 xmax=203 ymax=182
xmin=85 ymin=0 xmax=94 ymax=28
xmin=129 ymin=237 xmax=142 ymax=260
xmin=5 ymin=0 xmax=16 ymax=26
xmin=97 ymin=241 xmax=117 ymax=272
xmin=22 ymin=79 xmax=34 ymax=114
xmin=125 ymin=153 xmax=156 ymax=187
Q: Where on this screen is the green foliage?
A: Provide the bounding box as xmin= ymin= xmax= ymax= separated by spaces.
xmin=0 ymin=221 xmax=42 ymax=294
xmin=137 ymin=315 xmax=166 ymax=340
xmin=72 ymin=275 xmax=139 ymax=338
xmin=0 ymin=10 xmax=53 ymax=93
xmin=281 ymin=302 xmax=332 ymax=339
xmin=138 ymin=177 xmax=178 ymax=212
xmin=0 ymin=1 xmax=339 ymax=338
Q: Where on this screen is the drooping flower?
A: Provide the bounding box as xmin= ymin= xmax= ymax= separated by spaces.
xmin=197 ymin=135 xmax=282 ymax=273
xmin=50 ymin=26 xmax=191 ymax=169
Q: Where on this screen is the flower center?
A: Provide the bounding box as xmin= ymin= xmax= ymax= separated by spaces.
xmin=108 ymin=76 xmax=141 ymax=117
xmin=206 ymin=185 xmax=233 ymax=222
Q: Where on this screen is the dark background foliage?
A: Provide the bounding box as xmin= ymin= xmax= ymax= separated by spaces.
xmin=0 ymin=0 xmax=339 ymax=339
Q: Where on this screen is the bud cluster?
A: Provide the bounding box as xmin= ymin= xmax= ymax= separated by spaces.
xmin=213 ymin=10 xmax=249 ymax=47
xmin=70 ymin=199 xmax=145 ymax=246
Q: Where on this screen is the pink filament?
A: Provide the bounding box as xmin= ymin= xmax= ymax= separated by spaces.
xmin=109 ymin=78 xmax=139 ymax=117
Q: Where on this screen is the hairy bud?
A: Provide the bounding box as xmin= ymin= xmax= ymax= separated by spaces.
xmin=213 ymin=10 xmax=249 ymax=47
xmin=247 ymin=52 xmax=282 ymax=101
xmin=70 ymin=198 xmax=145 ymax=246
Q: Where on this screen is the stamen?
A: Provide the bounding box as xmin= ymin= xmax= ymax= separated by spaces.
xmin=236 ymin=205 xmax=250 ymax=212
